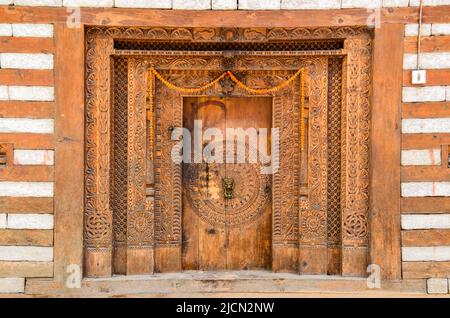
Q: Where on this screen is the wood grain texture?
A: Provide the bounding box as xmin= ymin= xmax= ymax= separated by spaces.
xmin=404 ymin=35 xmax=450 ymax=53
xmin=402 ymin=229 xmax=450 ymax=246
xmin=0 ymin=101 xmax=55 ymax=119
xmin=0 ymin=70 xmax=54 ymax=87
xmin=402 ymin=197 xmax=450 ymax=213
xmin=0 ymin=133 xmax=54 ymax=150
xmin=403 ymin=70 xmax=450 ymax=87
xmin=401 ymin=166 xmax=450 ymax=182
xmin=0 ymin=197 xmax=53 ymax=213
xmin=52 ymin=24 xmax=84 ymax=282
xmin=402 ymin=102 xmax=450 ymax=119
xmin=1 ymin=6 xmax=450 ymax=26
xmin=0 ymin=37 xmax=54 ymax=53
xmin=402 ymin=133 xmax=450 ymax=150
xmin=403 ymin=261 xmax=450 ymax=279
xmin=0 ymin=166 xmax=53 ymax=182
xmin=0 ymin=261 xmax=53 ymax=278
xmin=0 ymin=229 xmax=53 ymax=246
xmin=369 ymin=24 xmax=403 ymax=280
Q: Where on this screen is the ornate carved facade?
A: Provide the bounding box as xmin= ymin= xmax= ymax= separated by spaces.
xmin=84 ymin=26 xmax=372 ymax=277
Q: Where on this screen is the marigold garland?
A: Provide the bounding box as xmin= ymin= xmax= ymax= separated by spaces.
xmin=147 ymin=67 xmax=307 ymax=159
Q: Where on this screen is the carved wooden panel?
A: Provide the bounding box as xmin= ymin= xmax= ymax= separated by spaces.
xmin=84 ymin=26 xmax=372 ymax=277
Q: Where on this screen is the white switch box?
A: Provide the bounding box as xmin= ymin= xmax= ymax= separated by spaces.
xmin=411 ymin=69 xmax=427 ymax=84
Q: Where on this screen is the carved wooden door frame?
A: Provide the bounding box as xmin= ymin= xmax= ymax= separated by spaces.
xmin=84 ymin=26 xmax=372 ymax=277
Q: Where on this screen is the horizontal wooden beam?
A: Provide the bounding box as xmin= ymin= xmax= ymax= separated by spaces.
xmin=0 ymin=261 xmax=53 ymax=278
xmin=0 ymin=197 xmax=53 ymax=213
xmin=401 ymin=166 xmax=450 ymax=182
xmin=0 ymin=6 xmax=449 ymax=26
xmin=404 ymin=35 xmax=450 ymax=53
xmin=0 ymin=166 xmax=54 ymax=182
xmin=0 ymin=229 xmax=53 ymax=246
xmin=0 ymin=37 xmax=53 ymax=53
xmin=0 ymin=101 xmax=55 ymax=119
xmin=0 ymin=133 xmax=54 ymax=149
xmin=403 ymin=70 xmax=450 ymax=87
xmin=403 ymin=261 xmax=450 ymax=279
xmin=401 ymin=197 xmax=450 ymax=213
xmin=402 ymin=133 xmax=450 ymax=150
xmin=402 ymin=229 xmax=450 ymax=247
xmin=0 ymin=69 xmax=54 ymax=87
xmin=402 ymin=102 xmax=450 ymax=118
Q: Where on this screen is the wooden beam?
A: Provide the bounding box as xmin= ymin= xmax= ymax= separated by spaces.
xmin=370 ymin=24 xmax=403 ymax=280
xmin=0 ymin=101 xmax=55 ymax=119
xmin=0 ymin=197 xmax=53 ymax=213
xmin=0 ymin=166 xmax=53 ymax=182
xmin=403 ymin=70 xmax=450 ymax=87
xmin=0 ymin=261 xmax=53 ymax=278
xmin=402 ymin=133 xmax=450 ymax=150
xmin=404 ymin=35 xmax=450 ymax=53
xmin=0 ymin=229 xmax=53 ymax=246
xmin=53 ymin=24 xmax=84 ymax=283
xmin=403 ymin=261 xmax=450 ymax=279
xmin=0 ymin=69 xmax=54 ymax=87
xmin=402 ymin=229 xmax=450 ymax=247
xmin=401 ymin=166 xmax=450 ymax=182
xmin=0 ymin=133 xmax=54 ymax=150
xmin=402 ymin=102 xmax=450 ymax=118
xmin=1 ymin=6 xmax=450 ymax=26
xmin=402 ymin=197 xmax=450 ymax=213
xmin=0 ymin=37 xmax=53 ymax=53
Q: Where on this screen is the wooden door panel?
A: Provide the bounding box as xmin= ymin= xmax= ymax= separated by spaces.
xmin=182 ymin=96 xmax=272 ymax=270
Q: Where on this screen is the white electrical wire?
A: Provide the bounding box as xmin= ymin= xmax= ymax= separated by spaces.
xmin=416 ymin=0 xmax=424 ymax=70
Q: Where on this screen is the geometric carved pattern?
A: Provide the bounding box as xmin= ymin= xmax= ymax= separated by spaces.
xmin=84 ymin=26 xmax=372 ymax=276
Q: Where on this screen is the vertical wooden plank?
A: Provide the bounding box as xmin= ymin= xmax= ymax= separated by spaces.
xmin=53 ymin=23 xmax=84 ymax=282
xmin=370 ymin=24 xmax=403 ymax=280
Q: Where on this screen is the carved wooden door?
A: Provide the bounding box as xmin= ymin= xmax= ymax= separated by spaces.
xmin=182 ymin=96 xmax=272 ymax=270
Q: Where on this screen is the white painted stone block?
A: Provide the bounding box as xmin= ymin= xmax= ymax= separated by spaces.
xmin=342 ymin=0 xmax=382 ymax=8
xmin=0 ymin=182 xmax=54 ymax=197
xmin=401 ymin=149 xmax=441 ymax=166
xmin=0 ymin=86 xmax=8 ymax=101
xmin=403 ymin=246 xmax=450 ymax=261
xmin=383 ymin=0 xmax=409 ymax=6
xmin=172 ymin=0 xmax=211 ymax=9
xmin=402 ymin=214 xmax=450 ymax=229
xmin=8 ymin=86 xmax=54 ymax=102
xmin=402 ymin=87 xmax=446 ymax=102
xmin=0 ymin=118 xmax=54 ymax=133
xmin=404 ymin=53 xmax=450 ymax=70
xmin=0 ymin=278 xmax=25 ymax=294
xmin=410 ymin=0 xmax=450 ymax=6
xmin=0 ymin=53 xmax=53 ymax=70
xmin=401 ymin=182 xmax=450 ymax=197
xmin=427 ymin=278 xmax=449 ymax=294
xmin=0 ymin=246 xmax=53 ymax=261
xmin=402 ymin=118 xmax=450 ymax=133
xmin=447 ymin=86 xmax=450 ymax=101
xmin=0 ymin=0 xmax=13 ymax=4
xmin=239 ymin=0 xmax=281 ymax=10
xmin=12 ymin=24 xmax=53 ymax=38
xmin=0 ymin=24 xmax=12 ymax=37
xmin=13 ymin=149 xmax=54 ymax=166
xmin=7 ymin=214 xmax=54 ymax=230
xmin=431 ymin=23 xmax=450 ymax=35
xmin=405 ymin=23 xmax=432 ymax=36
xmin=212 ymin=0 xmax=237 ymax=9
xmin=14 ymin=0 xmax=62 ymax=6
xmin=0 ymin=214 xmax=6 ymax=229
xmin=63 ymin=0 xmax=113 ymax=7
xmin=281 ymin=0 xmax=341 ymax=9
xmin=114 ymin=0 xmax=171 ymax=8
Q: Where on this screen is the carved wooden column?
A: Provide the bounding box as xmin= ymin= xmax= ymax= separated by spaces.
xmin=341 ymin=35 xmax=372 ymax=276
xmin=84 ymin=31 xmax=114 ymax=277
xmin=298 ymin=60 xmax=329 ymax=274
xmin=125 ymin=59 xmax=154 ymax=274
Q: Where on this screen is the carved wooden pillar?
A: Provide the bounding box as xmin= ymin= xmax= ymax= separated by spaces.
xmin=126 ymin=59 xmax=154 ymax=274
xmin=298 ymin=60 xmax=329 ymax=274
xmin=84 ymin=32 xmax=114 ymax=277
xmin=341 ymin=36 xmax=372 ymax=276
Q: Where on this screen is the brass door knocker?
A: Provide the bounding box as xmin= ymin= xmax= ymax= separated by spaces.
xmin=222 ymin=177 xmax=235 ymax=199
